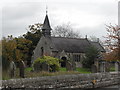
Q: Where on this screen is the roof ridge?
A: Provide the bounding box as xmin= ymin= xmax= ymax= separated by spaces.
xmin=90 ymin=41 xmax=99 ymax=43
xmin=51 ymin=36 xmax=86 ymax=40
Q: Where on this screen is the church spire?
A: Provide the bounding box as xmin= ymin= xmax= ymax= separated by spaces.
xmin=46 ymin=5 xmax=48 ymax=15
xmin=42 ymin=7 xmax=52 ymax=37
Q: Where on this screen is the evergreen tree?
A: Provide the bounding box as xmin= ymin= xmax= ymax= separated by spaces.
xmin=82 ymin=46 xmax=100 ymax=68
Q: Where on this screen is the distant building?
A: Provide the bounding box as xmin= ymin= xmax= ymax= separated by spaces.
xmin=32 ymin=13 xmax=105 ymax=68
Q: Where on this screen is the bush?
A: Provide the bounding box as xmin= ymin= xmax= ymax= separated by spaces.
xmin=33 ymin=56 xmax=60 ymax=72
xmin=82 ymin=46 xmax=100 ymax=68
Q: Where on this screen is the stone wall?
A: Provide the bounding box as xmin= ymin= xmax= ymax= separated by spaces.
xmin=2 ymin=72 xmax=120 ymax=89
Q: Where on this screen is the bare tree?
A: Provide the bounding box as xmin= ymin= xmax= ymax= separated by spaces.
xmin=89 ymin=36 xmax=99 ymax=42
xmin=52 ymin=24 xmax=81 ymax=38
xmin=104 ymin=24 xmax=120 ymax=61
xmin=28 ymin=23 xmax=43 ymax=33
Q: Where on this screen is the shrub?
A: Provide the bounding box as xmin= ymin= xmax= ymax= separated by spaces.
xmin=82 ymin=46 xmax=100 ymax=68
xmin=33 ymin=56 xmax=60 ymax=72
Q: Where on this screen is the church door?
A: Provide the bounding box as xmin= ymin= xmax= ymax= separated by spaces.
xmin=61 ymin=57 xmax=67 ymax=67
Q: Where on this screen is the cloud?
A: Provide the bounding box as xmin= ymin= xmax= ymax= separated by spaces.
xmin=2 ymin=2 xmax=44 ymax=21
xmin=2 ymin=2 xmax=45 ymax=37
xmin=49 ymin=1 xmax=117 ymax=27
xmin=1 ymin=0 xmax=118 ymax=39
xmin=77 ymin=24 xmax=108 ymax=40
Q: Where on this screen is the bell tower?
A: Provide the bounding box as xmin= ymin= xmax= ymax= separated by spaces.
xmin=42 ymin=8 xmax=52 ymax=37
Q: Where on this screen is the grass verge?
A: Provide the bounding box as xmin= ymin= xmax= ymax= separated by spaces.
xmin=3 ymin=67 xmax=92 ymax=80
xmin=76 ymin=68 xmax=91 ymax=74
xmin=25 ymin=71 xmax=80 ymax=78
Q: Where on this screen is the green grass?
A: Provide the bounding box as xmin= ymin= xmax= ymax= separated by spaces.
xmin=25 ymin=67 xmax=91 ymax=73
xmin=59 ymin=67 xmax=66 ymax=71
xmin=76 ymin=68 xmax=91 ymax=74
xmin=24 ymin=67 xmax=80 ymax=78
xmin=3 ymin=67 xmax=91 ymax=80
xmin=25 ymin=71 xmax=80 ymax=78
xmin=2 ymin=71 xmax=10 ymax=80
xmin=59 ymin=67 xmax=91 ymax=74
xmin=25 ymin=67 xmax=33 ymax=72
xmin=110 ymin=67 xmax=115 ymax=72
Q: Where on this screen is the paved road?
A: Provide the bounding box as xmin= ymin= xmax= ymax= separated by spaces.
xmin=94 ymin=85 xmax=120 ymax=90
xmin=105 ymin=85 xmax=120 ymax=88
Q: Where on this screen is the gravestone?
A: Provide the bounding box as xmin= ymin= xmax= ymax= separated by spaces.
xmin=19 ymin=61 xmax=25 ymax=78
xmin=50 ymin=65 xmax=56 ymax=72
xmin=33 ymin=62 xmax=42 ymax=72
xmin=91 ymin=64 xmax=97 ymax=73
xmin=94 ymin=60 xmax=99 ymax=72
xmin=33 ymin=62 xmax=49 ymax=72
xmin=105 ymin=62 xmax=110 ymax=72
xmin=72 ymin=61 xmax=76 ymax=71
xmin=42 ymin=62 xmax=49 ymax=72
xmin=99 ymin=62 xmax=106 ymax=72
xmin=9 ymin=61 xmax=16 ymax=78
xmin=66 ymin=61 xmax=73 ymax=71
xmin=115 ymin=62 xmax=120 ymax=71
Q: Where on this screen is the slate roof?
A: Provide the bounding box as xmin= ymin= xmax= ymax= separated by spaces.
xmin=51 ymin=37 xmax=91 ymax=53
xmin=42 ymin=14 xmax=52 ymax=30
xmin=90 ymin=42 xmax=106 ymax=52
xmin=51 ymin=37 xmax=105 ymax=53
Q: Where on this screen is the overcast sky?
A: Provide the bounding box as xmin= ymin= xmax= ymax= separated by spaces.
xmin=0 ymin=0 xmax=119 ymax=40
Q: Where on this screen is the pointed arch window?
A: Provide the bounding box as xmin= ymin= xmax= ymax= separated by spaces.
xmin=41 ymin=47 xmax=44 ymax=56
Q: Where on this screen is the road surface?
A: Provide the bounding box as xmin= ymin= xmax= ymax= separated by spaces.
xmin=94 ymin=85 xmax=120 ymax=90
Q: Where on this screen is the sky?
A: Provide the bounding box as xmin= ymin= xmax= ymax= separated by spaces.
xmin=0 ymin=0 xmax=119 ymax=40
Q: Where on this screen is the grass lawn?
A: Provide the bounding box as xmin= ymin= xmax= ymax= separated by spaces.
xmin=59 ymin=67 xmax=91 ymax=74
xmin=3 ymin=67 xmax=91 ymax=80
xmin=25 ymin=67 xmax=33 ymax=72
xmin=59 ymin=67 xmax=66 ymax=71
xmin=24 ymin=67 xmax=91 ymax=78
xmin=110 ymin=67 xmax=115 ymax=72
xmin=2 ymin=71 xmax=10 ymax=80
xmin=76 ymin=68 xmax=91 ymax=74
xmin=25 ymin=67 xmax=91 ymax=73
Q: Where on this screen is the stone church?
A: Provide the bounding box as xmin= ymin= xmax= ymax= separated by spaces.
xmin=32 ymin=13 xmax=105 ymax=68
